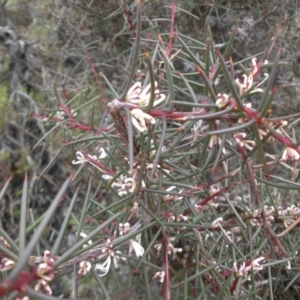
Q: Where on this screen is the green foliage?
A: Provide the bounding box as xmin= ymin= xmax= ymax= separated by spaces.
xmin=0 ymin=85 xmax=10 ymax=131
xmin=1 ymin=1 xmax=300 ymax=299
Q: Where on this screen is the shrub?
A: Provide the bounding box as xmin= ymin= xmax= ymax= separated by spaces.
xmin=1 ymin=1 xmax=300 ymax=299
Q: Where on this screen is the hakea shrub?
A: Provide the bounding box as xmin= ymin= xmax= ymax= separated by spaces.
xmin=1 ymin=1 xmax=300 ymax=299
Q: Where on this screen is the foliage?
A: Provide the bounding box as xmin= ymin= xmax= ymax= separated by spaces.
xmin=1 ymin=0 xmax=300 ymax=299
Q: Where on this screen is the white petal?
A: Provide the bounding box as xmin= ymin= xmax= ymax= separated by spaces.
xmin=98 ymin=147 xmax=108 ymax=159
xmin=130 ymin=240 xmax=144 ymax=257
xmin=95 ymin=256 xmax=112 ymax=277
xmin=127 ymin=82 xmax=141 ymax=97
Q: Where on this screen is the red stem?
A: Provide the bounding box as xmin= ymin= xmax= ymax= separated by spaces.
xmin=167 ymin=3 xmax=176 ymax=57
xmin=161 ymin=228 xmax=171 ymax=300
xmin=0 ymin=270 xmax=40 ymax=296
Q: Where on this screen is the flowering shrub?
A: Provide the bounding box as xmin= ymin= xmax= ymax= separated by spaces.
xmin=1 ymin=1 xmax=300 ymax=299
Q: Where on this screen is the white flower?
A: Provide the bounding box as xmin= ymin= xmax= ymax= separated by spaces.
xmin=233 ymin=133 xmax=256 ymax=150
xmin=235 ymin=61 xmax=269 ymax=95
xmin=216 ymin=93 xmax=229 ymax=109
xmin=233 ymin=257 xmax=264 ymax=279
xmin=72 ymin=151 xmax=99 ymax=169
xmin=131 ymin=108 xmax=156 ymax=132
xmin=95 ymin=255 xmax=112 ymax=277
xmin=98 ymin=147 xmax=108 ymax=159
xmin=119 ymin=222 xmax=131 ymax=236
xmin=209 ymin=135 xmax=220 ymax=149
xmin=154 ymin=237 xmax=182 ymax=255
xmin=250 ymin=206 xmax=274 ymax=226
xmin=245 ymin=257 xmax=264 ymax=272
xmin=95 ymin=239 xmax=115 ymax=277
xmin=0 ymin=258 xmax=16 ymax=272
xmin=278 ymin=206 xmax=288 ymax=216
xmin=72 ymin=151 xmax=92 ymax=165
xmin=36 ymin=250 xmax=55 ymax=282
xmin=145 ymin=163 xmax=169 ymax=175
xmin=0 ymin=237 xmax=10 ymax=248
xmin=50 ymin=109 xmax=78 ymax=122
xmin=176 ymin=214 xmax=189 ymax=222
xmin=126 ymin=81 xmax=166 ymax=107
xmin=163 ymin=186 xmax=183 ymax=201
xmin=34 ymin=279 xmax=52 ymax=295
xmin=152 ymin=271 xmax=165 ymax=282
xmin=72 ymin=150 xmax=109 ymax=173
xmin=112 ymin=177 xmax=137 ymax=196
xmin=207 ymin=184 xmax=220 ymax=207
xmin=211 ymin=217 xmax=223 ymax=227
xmin=282 ymin=147 xmax=300 ymax=161
xmin=33 ymin=251 xmax=56 ymax=295
xmin=235 ymin=74 xmax=255 ymax=95
xmin=124 ymin=178 xmax=136 ymax=193
xmin=250 ymin=58 xmax=268 ymax=76
xmin=289 ymin=205 xmax=300 ymax=215
xmin=284 ymin=205 xmax=300 ymax=227
xmin=78 ymin=260 xmax=92 ymax=276
xmin=233 ymin=261 xmax=246 ymax=278
xmin=129 ymin=236 xmax=144 ymax=257
xmin=77 ymin=232 xmax=93 ymax=276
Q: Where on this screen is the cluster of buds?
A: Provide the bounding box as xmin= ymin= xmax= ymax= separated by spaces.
xmin=0 ymin=238 xmax=55 ymax=296
xmin=119 ymin=222 xmax=131 ymax=236
xmin=166 ymin=212 xmax=189 ymax=223
xmin=42 ymin=109 xmax=77 ymax=122
xmin=77 ymin=233 xmax=93 ymax=276
xmin=118 ymin=222 xmax=145 ymax=257
xmin=34 ymin=250 xmax=56 ymax=295
xmin=0 ymin=237 xmax=15 ymax=272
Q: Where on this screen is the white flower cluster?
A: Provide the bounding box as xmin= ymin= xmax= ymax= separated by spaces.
xmin=216 ymin=58 xmax=268 ymax=109
xmin=126 ymin=81 xmax=166 ymax=132
xmin=233 ymin=257 xmax=265 ymax=280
